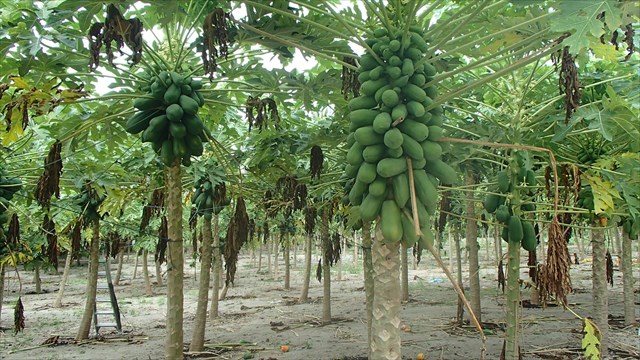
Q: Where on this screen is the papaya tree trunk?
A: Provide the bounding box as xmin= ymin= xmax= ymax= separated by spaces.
xmin=266 ymin=234 xmax=272 ymax=275
xmin=455 ymin=229 xmax=465 ymax=324
xmin=592 ymin=227 xmax=608 ymax=357
xmin=362 ymin=222 xmax=374 ymax=359
xmin=257 ymin=240 xmax=263 ymax=272
xmin=76 ymin=218 xmax=100 ymax=340
xmin=321 ymin=209 xmax=331 ymax=324
xmin=299 ymin=233 xmax=312 ymax=302
xmin=353 ymin=232 xmax=359 ymax=264
xmin=165 ymin=164 xmax=184 ymax=360
xmin=114 ymin=247 xmax=124 ymax=285
xmin=54 ymin=251 xmax=73 ymax=308
xmin=465 ymin=170 xmax=482 ymax=323
xmin=0 ymin=265 xmax=4 ymax=324
xmin=189 ymin=216 xmax=213 ymax=352
xmin=155 ymin=259 xmax=163 ymax=286
xmin=34 ymin=265 xmax=41 ymax=294
xmin=371 ymin=225 xmax=401 ymax=360
xmin=143 ymin=249 xmax=153 ymax=296
xmin=504 ymin=239 xmax=521 ymax=359
xmin=621 ymin=231 xmax=636 ymax=327
xmin=209 ymin=214 xmax=221 ymax=320
xmin=284 ymin=238 xmax=290 ymax=290
xmin=401 ymin=244 xmax=409 ymax=302
xmin=132 ymin=250 xmax=139 ymax=280
xmin=273 ymin=236 xmax=279 ymax=280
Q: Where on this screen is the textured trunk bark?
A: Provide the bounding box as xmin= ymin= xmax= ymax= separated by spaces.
xmin=592 ymin=227 xmax=608 ymax=357
xmin=504 ymin=240 xmax=521 ymax=359
xmin=143 ymin=250 xmax=153 ymax=296
xmin=353 ymin=233 xmax=358 ymax=264
xmin=54 ymin=251 xmax=73 ymax=308
xmin=210 ymin=215 xmax=220 ymax=320
xmin=401 ymin=244 xmax=409 ymax=302
xmin=362 ymin=222 xmax=374 ymax=359
xmin=76 ymin=219 xmax=100 ymax=340
xmin=621 ymin=231 xmax=636 ymax=327
xmin=455 ymin=229 xmax=464 ymax=324
xmin=494 ymin=226 xmax=502 ymax=265
xmin=371 ymin=226 xmax=401 ymax=360
xmin=132 ymin=251 xmax=139 ymax=280
xmin=0 ymin=265 xmax=4 ymax=324
xmin=321 ymin=210 xmax=331 ymax=324
xmin=293 ymin=241 xmax=297 ymax=269
xmin=613 ymin=228 xmax=621 ymax=258
xmin=155 ymin=259 xmax=163 ymax=286
xmin=273 ymin=236 xmax=279 ymax=280
xmin=465 ymin=171 xmax=482 ymax=324
xmin=257 ymin=241 xmax=263 ymax=273
xmin=165 ymin=164 xmax=184 ymax=360
xmin=448 ymin=231 xmax=454 ymax=273
xmin=284 ymin=240 xmax=290 ymax=290
xmin=189 ymin=216 xmax=213 ymax=352
xmin=34 ymin=265 xmax=42 ymax=294
xmin=299 ymin=234 xmax=312 ymax=302
xmin=266 ymin=235 xmax=272 ymax=275
xmin=114 ymin=248 xmax=124 ymax=285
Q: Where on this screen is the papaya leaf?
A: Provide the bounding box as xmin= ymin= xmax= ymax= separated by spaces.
xmin=581 ymin=318 xmax=601 ymax=360
xmin=551 ymin=0 xmax=623 ymax=54
xmin=584 ymin=172 xmax=622 ymax=215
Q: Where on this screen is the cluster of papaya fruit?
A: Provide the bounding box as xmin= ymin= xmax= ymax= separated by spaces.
xmin=125 ymin=70 xmax=210 ymax=166
xmin=75 ymin=185 xmax=104 ymax=222
xmin=576 ymin=146 xmax=601 ymax=165
xmin=484 ymin=166 xmax=537 ymax=251
xmin=0 ymin=168 xmax=21 ymax=239
xmin=621 ymin=217 xmax=638 ymax=239
xmin=192 ymin=178 xmax=229 ymax=220
xmin=344 ymin=25 xmax=457 ymax=246
xmin=576 ymin=186 xmax=594 ymax=211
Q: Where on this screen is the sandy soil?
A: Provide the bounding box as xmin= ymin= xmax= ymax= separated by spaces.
xmin=0 ymin=245 xmax=638 ymax=360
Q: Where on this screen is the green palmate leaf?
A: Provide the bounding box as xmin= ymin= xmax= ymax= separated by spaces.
xmin=550 ymin=0 xmax=623 ymax=54
xmin=584 ymin=172 xmax=622 ymax=215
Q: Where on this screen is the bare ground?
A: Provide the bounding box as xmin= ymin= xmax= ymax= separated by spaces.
xmin=0 ymin=246 xmax=638 ymax=360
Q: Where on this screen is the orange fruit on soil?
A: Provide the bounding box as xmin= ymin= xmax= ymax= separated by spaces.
xmin=416 ymin=353 xmax=426 ymax=360
xmin=280 ymin=345 xmax=289 ymax=353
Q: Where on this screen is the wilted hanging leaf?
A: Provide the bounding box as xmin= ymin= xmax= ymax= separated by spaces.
xmin=7 ymin=213 xmax=19 ymax=245
xmin=305 ymin=206 xmax=317 ymax=235
xmin=538 ymin=218 xmax=572 ymax=305
xmin=245 ymin=96 xmax=280 ymax=132
xmin=551 ymin=47 xmax=581 ymax=124
xmin=224 ymin=197 xmax=249 ymax=286
xmin=341 ymin=57 xmax=359 ymax=99
xmin=88 ymin=3 xmax=143 ymax=71
xmin=155 ymin=216 xmax=168 ymax=264
xmin=605 ymin=251 xmax=613 ymax=286
xmin=42 ymin=215 xmax=58 ymax=271
xmin=202 ymin=8 xmax=232 ymax=80
xmin=141 ymin=188 xmax=165 ymax=231
xmin=309 ymin=145 xmax=324 ymax=181
xmin=35 ymin=141 xmax=63 ymax=209
xmin=315 ymin=259 xmax=322 ymax=282
xmin=14 ymin=297 xmax=25 ymax=334
xmin=71 ymin=218 xmax=82 ymax=260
